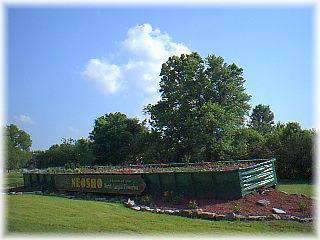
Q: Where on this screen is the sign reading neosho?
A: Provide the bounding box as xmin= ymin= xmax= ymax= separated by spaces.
xmin=54 ymin=174 xmax=146 ymax=195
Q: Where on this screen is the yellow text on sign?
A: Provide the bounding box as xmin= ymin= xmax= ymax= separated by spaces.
xmin=71 ymin=178 xmax=103 ymax=189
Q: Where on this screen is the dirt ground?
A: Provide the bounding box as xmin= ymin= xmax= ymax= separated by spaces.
xmin=153 ymin=188 xmax=313 ymax=218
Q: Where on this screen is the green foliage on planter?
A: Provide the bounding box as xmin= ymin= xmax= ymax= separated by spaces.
xmin=172 ymin=193 xmax=183 ymax=204
xmin=187 ymin=200 xmax=198 ymax=209
xmin=66 ymin=168 xmax=73 ymax=173
xmin=298 ymin=200 xmax=308 ymax=211
xmin=47 ymin=167 xmax=56 ymax=173
xmin=163 ymin=191 xmax=174 ymax=203
xmin=162 ymin=191 xmax=184 ymax=204
xmin=233 ymin=203 xmax=241 ymax=213
xmin=139 ymin=194 xmax=154 ymax=205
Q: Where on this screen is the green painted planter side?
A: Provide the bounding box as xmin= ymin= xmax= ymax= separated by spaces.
xmin=141 ymin=171 xmax=241 ymax=199
xmin=239 ymin=159 xmax=277 ymax=196
xmin=23 ymin=158 xmax=277 ymax=200
xmin=141 ymin=173 xmax=161 ymax=194
xmin=175 ymin=172 xmax=195 ymax=196
xmin=23 ymin=173 xmax=31 ymax=189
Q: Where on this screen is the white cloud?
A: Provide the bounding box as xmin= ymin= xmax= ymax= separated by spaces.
xmin=83 ymin=23 xmax=191 ymax=107
xmin=82 ymin=59 xmax=122 ymax=94
xmin=122 ymin=23 xmax=190 ymax=62
xmin=13 ymin=114 xmax=34 ymax=125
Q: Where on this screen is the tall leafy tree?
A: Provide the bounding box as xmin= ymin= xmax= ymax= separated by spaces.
xmin=232 ymin=127 xmax=273 ymax=160
xmin=146 ymin=53 xmax=251 ymax=162
xmin=266 ymin=122 xmax=315 ymax=180
xmin=249 ymin=104 xmax=275 ymax=133
xmin=5 ymin=124 xmax=32 ymax=170
xmin=30 ymin=138 xmax=95 ymax=168
xmin=75 ymin=138 xmax=95 ymax=166
xmin=89 ymin=112 xmax=148 ymax=165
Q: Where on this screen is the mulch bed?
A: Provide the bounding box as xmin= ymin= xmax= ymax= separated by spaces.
xmin=7 ymin=186 xmax=25 ymax=193
xmin=152 ymin=188 xmax=313 ymax=218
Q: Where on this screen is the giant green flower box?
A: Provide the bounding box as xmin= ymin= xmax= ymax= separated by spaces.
xmin=23 ymin=158 xmax=277 ymax=199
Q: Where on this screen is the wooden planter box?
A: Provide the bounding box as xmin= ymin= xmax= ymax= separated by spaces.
xmin=23 ymin=158 xmax=277 ymax=200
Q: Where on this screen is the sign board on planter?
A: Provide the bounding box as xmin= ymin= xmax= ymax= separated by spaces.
xmin=54 ymin=174 xmax=146 ymax=195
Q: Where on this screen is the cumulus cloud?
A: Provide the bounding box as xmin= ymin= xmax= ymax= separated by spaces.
xmin=82 ymin=59 xmax=122 ymax=94
xmin=123 ymin=23 xmax=190 ymax=62
xmin=83 ymin=23 xmax=191 ymax=107
xmin=13 ymin=114 xmax=34 ymax=125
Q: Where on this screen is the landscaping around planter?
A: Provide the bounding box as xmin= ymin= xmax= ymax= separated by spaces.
xmin=19 ymin=158 xmax=310 ymax=222
xmin=7 ymin=185 xmax=313 ymax=223
xmin=125 ymin=188 xmax=314 ymax=223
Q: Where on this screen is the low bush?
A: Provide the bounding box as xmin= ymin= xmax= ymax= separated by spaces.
xmin=163 ymin=191 xmax=174 ymax=203
xmin=47 ymin=167 xmax=56 ymax=173
xmin=187 ymin=200 xmax=198 ymax=209
xmin=298 ymin=200 xmax=308 ymax=211
xmin=172 ymin=194 xmax=183 ymax=204
xmin=233 ymin=203 xmax=241 ymax=213
xmin=140 ymin=194 xmax=153 ymax=205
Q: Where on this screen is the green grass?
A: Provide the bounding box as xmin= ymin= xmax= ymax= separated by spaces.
xmin=5 ymin=173 xmax=314 ymax=234
xmin=277 ymin=180 xmax=313 ymax=198
xmin=6 ymin=194 xmax=314 ymax=235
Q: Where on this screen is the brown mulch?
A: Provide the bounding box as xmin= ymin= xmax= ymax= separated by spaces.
xmin=72 ymin=162 xmax=257 ymax=174
xmin=38 ymin=161 xmax=261 ymax=174
xmin=7 ymin=186 xmax=25 ymax=193
xmin=153 ymin=188 xmax=313 ymax=218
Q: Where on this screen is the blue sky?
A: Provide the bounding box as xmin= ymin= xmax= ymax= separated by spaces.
xmin=7 ymin=6 xmax=314 ymax=150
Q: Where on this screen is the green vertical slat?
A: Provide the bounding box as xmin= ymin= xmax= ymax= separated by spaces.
xmin=193 ymin=172 xmax=214 ymax=197
xmin=159 ymin=173 xmax=176 ymax=192
xmin=52 ymin=174 xmax=58 ymax=191
xmin=31 ymin=173 xmax=37 ymax=190
xmin=39 ymin=174 xmax=45 ymax=190
xmin=173 ymin=172 xmax=178 ymax=194
xmin=37 ymin=174 xmax=41 ymax=190
xmin=272 ymin=159 xmax=278 ymax=185
xmin=175 ymin=172 xmax=194 ymax=197
xmin=238 ymin=169 xmax=245 ymax=196
xmin=43 ymin=174 xmax=53 ymax=191
xmin=190 ymin=173 xmax=197 ymax=197
xmin=143 ymin=173 xmax=161 ymax=195
xmin=23 ymin=173 xmax=31 ymax=190
xmin=158 ymin=173 xmax=163 ymax=193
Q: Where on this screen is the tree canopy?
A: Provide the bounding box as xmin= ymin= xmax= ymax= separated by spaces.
xmin=249 ymin=104 xmax=275 ymax=133
xmin=5 ymin=124 xmax=32 ymax=170
xmin=31 ymin=138 xmax=95 ymax=169
xmin=89 ymin=112 xmax=148 ymax=165
xmin=145 ymin=53 xmax=251 ymax=162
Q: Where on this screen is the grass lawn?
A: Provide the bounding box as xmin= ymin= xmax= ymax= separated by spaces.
xmin=5 ymin=172 xmax=315 ymax=235
xmin=277 ymin=180 xmax=313 ymax=198
xmin=5 ymin=194 xmax=314 ymax=235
